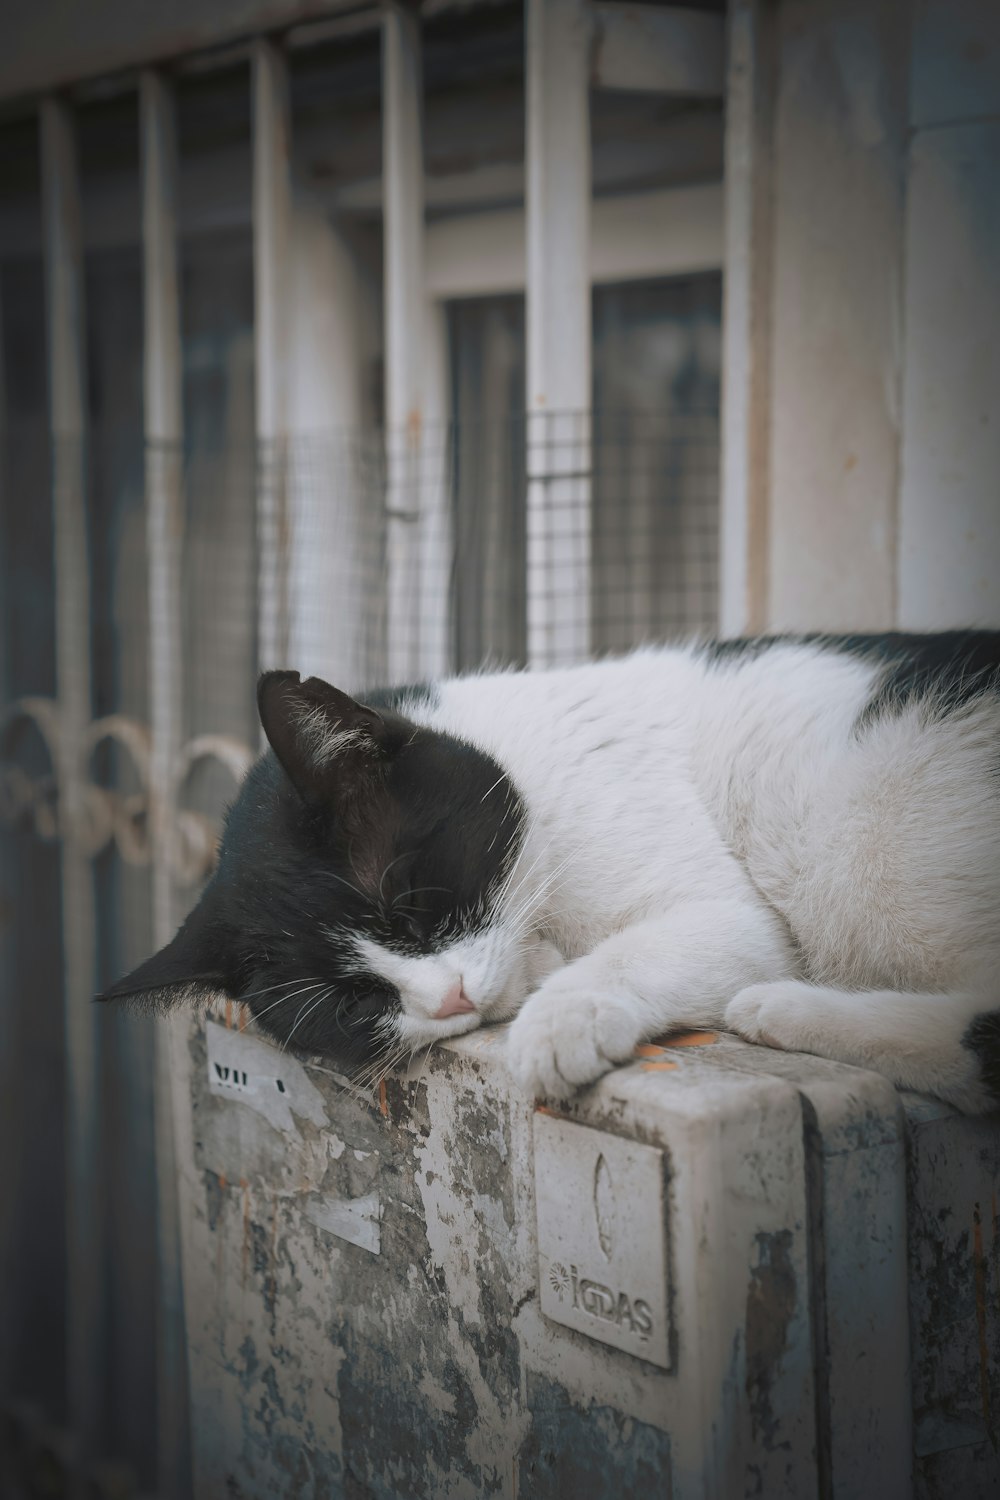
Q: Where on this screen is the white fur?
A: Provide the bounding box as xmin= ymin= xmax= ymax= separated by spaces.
xmin=356 ymin=930 xmax=564 ymax=1049
xmin=382 ymin=644 xmax=1000 ymax=1111
xmin=725 ymin=983 xmax=992 ymax=1112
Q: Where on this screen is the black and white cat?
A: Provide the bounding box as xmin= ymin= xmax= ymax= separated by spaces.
xmin=102 ymin=632 xmax=1000 ymax=1114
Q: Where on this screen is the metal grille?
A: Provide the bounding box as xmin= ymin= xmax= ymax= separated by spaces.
xmin=3 ymin=404 xmax=721 ymax=860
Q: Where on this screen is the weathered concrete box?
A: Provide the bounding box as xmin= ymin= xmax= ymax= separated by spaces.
xmin=171 ymin=1017 xmax=1000 ymax=1500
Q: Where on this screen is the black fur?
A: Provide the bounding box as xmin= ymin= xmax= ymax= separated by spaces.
xmin=99 ymin=674 xmax=524 ymax=1072
xmin=962 ymin=1012 xmax=1000 ymax=1110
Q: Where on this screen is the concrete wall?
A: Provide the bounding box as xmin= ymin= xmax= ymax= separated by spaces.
xmin=897 ymin=0 xmax=1000 ymax=629
xmin=759 ymin=0 xmax=1000 ymax=632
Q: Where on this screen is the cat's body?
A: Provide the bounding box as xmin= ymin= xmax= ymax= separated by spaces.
xmin=103 ymin=632 xmax=1000 ymax=1114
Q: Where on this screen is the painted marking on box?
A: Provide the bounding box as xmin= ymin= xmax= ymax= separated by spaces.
xmin=534 ymin=1113 xmax=670 ymax=1369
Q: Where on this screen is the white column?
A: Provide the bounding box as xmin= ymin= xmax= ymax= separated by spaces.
xmin=141 ymin=71 xmax=184 ymax=952
xmin=140 ymin=70 xmax=191 ymax=1500
xmin=382 ymin=0 xmax=426 ymax=683
xmin=417 ymin=297 xmax=453 ymax=680
xmin=526 ymin=0 xmax=593 ymax=667
xmin=285 ymin=193 xmax=369 ymax=689
xmin=719 ymin=0 xmax=774 ymax=637
xmin=40 ymin=94 xmax=101 ymax=1479
xmin=253 ymin=39 xmax=292 ymax=676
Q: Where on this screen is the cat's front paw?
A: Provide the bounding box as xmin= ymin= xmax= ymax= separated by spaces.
xmin=725 ymin=982 xmax=805 ymax=1050
xmin=505 ymin=971 xmax=642 ymax=1098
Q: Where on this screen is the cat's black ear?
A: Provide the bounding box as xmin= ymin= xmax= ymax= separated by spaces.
xmin=257 ymin=670 xmax=387 ymax=804
xmin=97 ymin=891 xmax=232 ymax=1012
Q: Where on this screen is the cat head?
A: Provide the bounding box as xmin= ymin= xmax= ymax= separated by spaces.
xmin=100 ymin=671 xmax=531 ymax=1078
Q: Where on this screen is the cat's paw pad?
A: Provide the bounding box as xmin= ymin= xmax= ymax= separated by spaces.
xmin=725 ymin=983 xmax=806 ymax=1050
xmin=506 ymin=978 xmax=640 ymax=1099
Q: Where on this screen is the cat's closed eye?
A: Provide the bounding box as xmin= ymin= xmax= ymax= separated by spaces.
xmin=395 ymin=911 xmax=425 ymax=945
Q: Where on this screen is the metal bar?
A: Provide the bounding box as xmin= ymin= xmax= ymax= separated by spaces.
xmin=253 ymin=38 xmax=292 ymax=679
xmin=719 ymin=0 xmax=774 ymax=636
xmin=0 ymin=222 xmax=16 ymax=1417
xmin=139 ymin=68 xmax=191 ymax=1500
xmin=417 ymin=298 xmax=452 ymax=679
xmin=382 ymin=0 xmax=427 ymax=684
xmin=39 ymin=93 xmax=101 ymax=1484
xmin=141 ymin=71 xmax=183 ymax=949
xmin=591 ymin=3 xmax=725 ymax=96
xmin=525 ymin=0 xmax=592 ymax=667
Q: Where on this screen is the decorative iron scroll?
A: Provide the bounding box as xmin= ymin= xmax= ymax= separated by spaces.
xmin=0 ymin=696 xmax=254 ymax=886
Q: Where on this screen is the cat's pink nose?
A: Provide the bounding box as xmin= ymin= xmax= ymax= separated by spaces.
xmin=434 ymin=980 xmax=475 ymax=1020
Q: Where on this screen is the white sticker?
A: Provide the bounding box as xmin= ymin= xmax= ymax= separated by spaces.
xmin=206 ymin=1020 xmax=329 ymax=1139
xmin=304 ymin=1192 xmax=381 ymax=1255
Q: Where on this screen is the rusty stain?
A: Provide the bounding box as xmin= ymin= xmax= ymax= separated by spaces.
xmin=640 ymin=1060 xmax=678 ymax=1073
xmin=634 ymin=1044 xmax=666 ymax=1058
xmin=241 ymin=1180 xmax=251 ymax=1289
xmin=266 ymin=1196 xmax=280 ymax=1321
xmin=844 ymin=452 xmax=858 ymax=472
xmin=745 ymin=1229 xmax=797 ymax=1450
xmin=972 ymin=1201 xmax=995 ymax=1448
xmin=378 ymin=1079 xmax=388 ymax=1118
xmin=224 ymin=999 xmax=233 ymax=1029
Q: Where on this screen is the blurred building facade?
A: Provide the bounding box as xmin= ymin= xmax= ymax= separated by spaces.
xmin=0 ymin=0 xmax=997 ymax=1494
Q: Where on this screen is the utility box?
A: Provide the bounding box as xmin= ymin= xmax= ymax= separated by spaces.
xmin=170 ymin=1016 xmax=1000 ymax=1499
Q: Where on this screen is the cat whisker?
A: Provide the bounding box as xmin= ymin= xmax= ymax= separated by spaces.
xmin=500 ymin=850 xmax=584 ymax=935
xmin=391 ymin=885 xmax=453 ymax=907
xmin=250 ymin=978 xmax=326 ymax=1024
xmin=281 ymin=986 xmax=334 ymax=1051
xmin=237 ymin=975 xmax=318 ymax=1003
xmin=318 ymin=870 xmax=371 ymax=904
xmin=378 ymin=849 xmax=419 ymax=905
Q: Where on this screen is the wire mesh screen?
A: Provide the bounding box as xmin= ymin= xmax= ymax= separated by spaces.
xmin=251 ymin=406 xmax=720 ymax=705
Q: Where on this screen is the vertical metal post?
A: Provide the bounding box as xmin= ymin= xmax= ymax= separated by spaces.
xmin=719 ymin=0 xmax=773 ymax=637
xmin=0 ymin=223 xmax=15 ymax=1417
xmin=140 ymin=69 xmax=191 ymax=1500
xmin=40 ymin=94 xmax=101 ymax=1481
xmin=141 ymin=72 xmax=183 ymax=955
xmin=382 ymin=0 xmax=426 ymax=683
xmin=417 ymin=298 xmax=452 ymax=680
xmin=525 ymin=0 xmax=593 ymax=667
xmin=253 ymin=39 xmax=292 ymax=678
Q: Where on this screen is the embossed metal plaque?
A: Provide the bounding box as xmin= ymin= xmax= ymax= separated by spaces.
xmin=534 ymin=1113 xmax=670 ymax=1369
